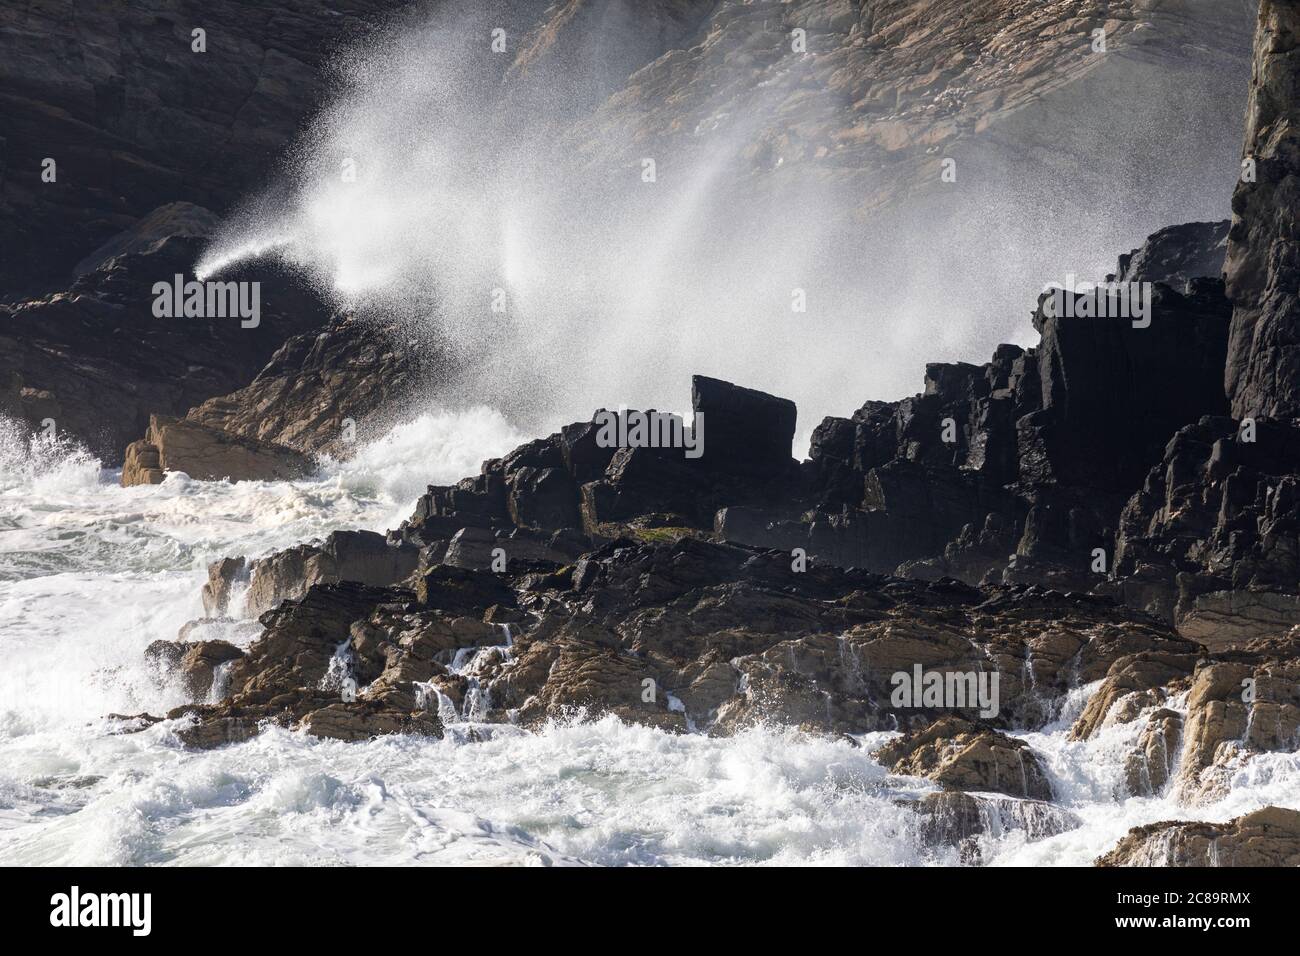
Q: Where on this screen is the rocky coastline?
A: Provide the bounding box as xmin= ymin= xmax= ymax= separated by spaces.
xmin=3 ymin=0 xmax=1297 ymax=867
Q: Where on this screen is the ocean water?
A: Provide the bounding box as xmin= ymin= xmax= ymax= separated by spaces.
xmin=1 ymin=415 xmax=1297 ymax=867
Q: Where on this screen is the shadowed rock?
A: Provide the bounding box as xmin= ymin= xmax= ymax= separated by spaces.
xmin=1224 ymin=0 xmax=1300 ymax=420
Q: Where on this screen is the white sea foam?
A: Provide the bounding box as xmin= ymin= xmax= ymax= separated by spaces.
xmin=2 ymin=413 xmax=1298 ymax=866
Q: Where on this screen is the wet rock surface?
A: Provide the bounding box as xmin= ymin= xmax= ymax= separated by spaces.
xmin=874 ymin=717 xmax=1054 ymax=800
xmin=166 ymin=532 xmax=1201 ymax=751
xmin=122 ymin=413 xmax=314 ymax=485
xmin=1098 ymin=806 xmax=1300 ymax=867
xmin=43 ymin=0 xmax=1298 ymax=868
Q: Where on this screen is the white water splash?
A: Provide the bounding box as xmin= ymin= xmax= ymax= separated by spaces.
xmin=3 ymin=415 xmax=1298 ymax=866
xmin=196 ymin=0 xmax=1251 ymax=442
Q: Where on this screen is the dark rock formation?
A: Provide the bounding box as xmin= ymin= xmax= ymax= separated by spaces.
xmin=1114 ymin=220 xmax=1229 ymax=294
xmin=1109 ymin=416 xmax=1300 ymax=639
xmin=1029 ymin=277 xmax=1232 ymax=493
xmin=243 ymin=530 xmax=420 ymax=619
xmin=370 ymin=222 xmax=1233 ymax=610
xmin=169 ymin=581 xmax=441 ymax=747
xmin=145 ymin=637 xmax=244 ymax=700
xmin=0 ymin=236 xmax=334 ymax=462
xmin=177 ymin=315 xmax=428 ymax=456
xmin=165 ymin=531 xmax=1201 ymax=747
xmin=1225 ymin=0 xmax=1300 ymax=420
xmin=0 ymin=0 xmax=409 ymax=298
xmin=202 ymin=557 xmax=248 ymax=617
xmin=691 ymin=374 xmax=797 ymax=477
xmin=902 ymin=791 xmax=1079 ymax=865
xmin=712 ymin=222 xmax=1234 ymax=592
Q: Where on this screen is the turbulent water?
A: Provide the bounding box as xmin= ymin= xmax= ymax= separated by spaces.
xmin=0 ymin=0 xmax=1279 ymax=868
xmin=3 ymin=417 xmax=1297 ymax=867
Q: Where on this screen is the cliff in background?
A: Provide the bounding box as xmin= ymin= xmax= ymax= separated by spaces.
xmin=1225 ymin=0 xmax=1300 ymax=419
xmin=0 ymin=0 xmax=412 ymax=300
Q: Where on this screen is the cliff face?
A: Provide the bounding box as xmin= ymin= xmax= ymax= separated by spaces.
xmin=1225 ymin=0 xmax=1300 ymax=419
xmin=0 ymin=238 xmax=334 ymax=463
xmin=523 ymin=0 xmax=1256 ymax=210
xmin=0 ymin=0 xmax=409 ymax=299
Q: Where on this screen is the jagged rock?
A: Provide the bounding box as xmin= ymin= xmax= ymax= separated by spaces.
xmin=1174 ymin=634 xmax=1300 ymax=803
xmin=144 ymin=638 xmax=244 ymax=699
xmin=73 ymin=202 xmax=220 ymax=277
xmin=177 ymin=315 xmax=427 ymax=457
xmin=1224 ymin=0 xmax=1300 ymax=420
xmin=415 ymin=565 xmax=517 ymax=615
xmin=0 ymin=0 xmax=405 ymax=297
xmin=155 ymin=533 xmax=1207 ymax=749
xmin=1123 ymin=708 xmax=1183 ymax=798
xmin=1098 ymin=806 xmax=1300 ymax=867
xmin=399 ymin=377 xmax=804 ymax=551
xmin=1030 ymin=277 xmax=1232 ymax=493
xmin=245 ymin=530 xmax=419 ymax=618
xmin=1069 ymin=649 xmax=1200 ymax=741
xmin=503 ymin=641 xmax=688 ymax=731
xmin=120 ymin=439 xmax=164 ymax=487
xmin=1113 ymin=220 xmax=1230 ymax=294
xmin=873 ymin=717 xmax=1054 ymax=800
xmin=121 ymin=414 xmax=314 ymax=486
xmin=1 ymin=238 xmax=333 ymax=462
xmin=902 ymin=791 xmax=1080 ymax=864
xmin=1111 ymin=416 xmax=1300 ymax=637
xmin=201 ymin=557 xmax=248 ymax=617
xmin=177 ymin=640 xmax=245 ymax=700
xmin=169 ymin=581 xmax=439 ymax=747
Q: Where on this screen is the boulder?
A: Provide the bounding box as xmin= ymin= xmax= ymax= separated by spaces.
xmin=178 ymin=640 xmax=245 ymax=700
xmin=902 ymin=791 xmax=1080 ymax=864
xmin=177 ymin=315 xmax=427 ymax=457
xmin=1122 ymin=708 xmax=1183 ymax=797
xmin=1069 ymin=649 xmax=1199 ymax=741
xmin=120 ymin=414 xmax=314 ymax=486
xmin=1174 ymin=638 xmax=1300 ymax=803
xmin=873 ymin=717 xmax=1054 ymax=800
xmin=245 ymin=530 xmax=419 ymax=618
xmin=690 ymin=374 xmax=797 ymax=477
xmin=1098 ymin=806 xmax=1300 ymax=867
